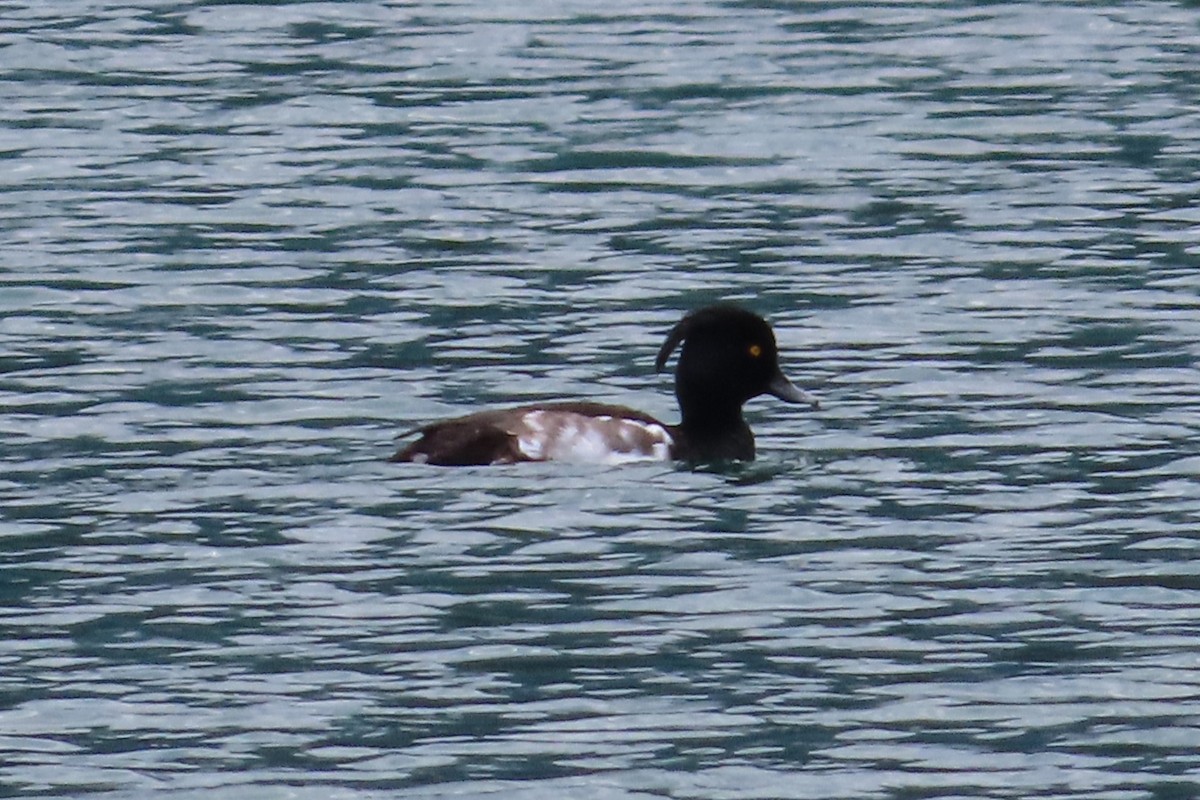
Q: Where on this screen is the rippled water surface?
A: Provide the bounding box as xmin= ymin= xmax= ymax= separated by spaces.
xmin=4 ymin=1 xmax=1200 ymax=798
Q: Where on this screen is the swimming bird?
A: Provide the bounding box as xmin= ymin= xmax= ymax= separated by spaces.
xmin=391 ymin=304 xmax=818 ymax=466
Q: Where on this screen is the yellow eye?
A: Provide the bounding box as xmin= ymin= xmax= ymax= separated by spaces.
xmin=748 ymin=344 xmax=762 ymax=358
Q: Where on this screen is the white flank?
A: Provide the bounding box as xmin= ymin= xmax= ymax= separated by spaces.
xmin=515 ymin=411 xmax=672 ymax=465
xmin=515 ymin=410 xmax=548 ymax=461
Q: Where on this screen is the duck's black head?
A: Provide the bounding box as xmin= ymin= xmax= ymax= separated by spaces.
xmin=655 ymin=304 xmax=817 ymax=454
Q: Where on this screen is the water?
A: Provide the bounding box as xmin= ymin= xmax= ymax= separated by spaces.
xmin=3 ymin=1 xmax=1200 ymax=797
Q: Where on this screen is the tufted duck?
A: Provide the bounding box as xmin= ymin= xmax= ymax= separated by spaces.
xmin=391 ymin=304 xmax=818 ymax=466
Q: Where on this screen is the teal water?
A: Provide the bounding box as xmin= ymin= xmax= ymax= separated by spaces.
xmin=4 ymin=2 xmax=1200 ymax=798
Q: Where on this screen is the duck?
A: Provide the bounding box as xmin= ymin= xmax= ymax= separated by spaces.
xmin=391 ymin=304 xmax=818 ymax=466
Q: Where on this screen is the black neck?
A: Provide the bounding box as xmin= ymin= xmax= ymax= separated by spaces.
xmin=677 ymin=402 xmax=755 ymax=461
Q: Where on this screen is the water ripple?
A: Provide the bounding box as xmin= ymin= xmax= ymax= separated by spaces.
xmin=4 ymin=1 xmax=1200 ymax=798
